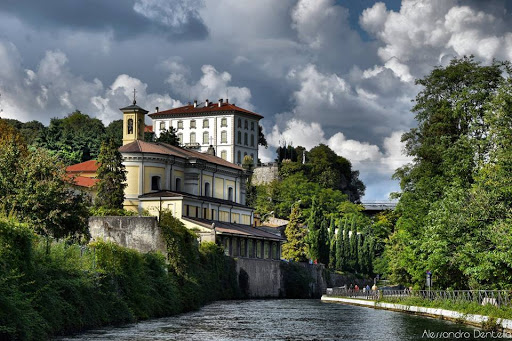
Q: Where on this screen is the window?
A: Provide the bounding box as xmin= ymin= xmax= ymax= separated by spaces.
xmin=244 ymin=120 xmax=248 ymax=129
xmin=203 ymin=119 xmax=209 ymax=128
xmin=256 ymin=241 xmax=261 ymax=258
xmin=251 ymin=122 xmax=255 ymax=131
xmin=238 ymin=118 xmax=242 ymax=128
xmin=190 ymin=120 xmax=196 ymax=129
xmin=251 ymin=134 xmax=255 ymax=147
xmin=228 ymin=187 xmax=234 ymax=201
xmin=177 ymin=133 xmax=183 ymax=145
xmin=211 ymin=209 xmax=215 ymax=220
xmin=186 ymin=205 xmax=190 ymax=216
xmin=203 ymin=131 xmax=209 ymax=144
xmin=203 ymin=207 xmax=208 ymax=219
xmin=223 ymin=237 xmax=229 ymax=256
xmin=241 ymin=239 xmax=246 ymax=257
xmin=264 ymin=241 xmax=269 ymax=259
xmin=221 ymin=150 xmax=227 ymax=160
xmin=204 ymin=182 xmax=211 ymax=197
xmin=248 ymin=239 xmax=254 ymax=258
xmin=151 ymin=176 xmax=161 ymax=191
xmin=221 ymin=131 xmax=227 ymax=143
xmin=177 ymin=120 xmax=183 ymax=129
xmin=237 ymin=151 xmax=241 ymax=164
xmin=190 ymin=132 xmax=196 ymax=143
xmin=221 ymin=118 xmax=227 ymax=127
xmin=237 ymin=131 xmax=241 ymax=144
xmin=127 ymin=119 xmax=133 ymax=134
xmin=244 ymin=133 xmax=248 ymax=146
xmin=159 ymin=121 xmax=165 ymax=130
xmin=175 ymin=178 xmax=182 ymax=192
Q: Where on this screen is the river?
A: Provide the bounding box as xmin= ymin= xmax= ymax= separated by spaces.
xmin=59 ymin=299 xmax=505 ymax=340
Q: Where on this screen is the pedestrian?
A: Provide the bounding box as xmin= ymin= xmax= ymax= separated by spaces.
xmin=354 ymin=284 xmax=359 ymax=292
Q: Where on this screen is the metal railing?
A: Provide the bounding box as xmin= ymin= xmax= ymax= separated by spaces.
xmin=326 ymin=288 xmax=512 ymax=307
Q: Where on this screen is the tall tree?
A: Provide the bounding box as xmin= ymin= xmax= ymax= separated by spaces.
xmin=282 ymin=204 xmax=308 ymax=262
xmin=317 ymin=218 xmax=330 ymax=265
xmin=305 ymin=196 xmax=323 ymax=261
xmin=328 ymin=217 xmax=336 ymax=269
xmin=95 ymin=139 xmax=127 ymax=209
xmin=335 ymin=219 xmax=344 ymax=270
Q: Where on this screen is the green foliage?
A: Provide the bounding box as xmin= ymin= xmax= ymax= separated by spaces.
xmin=156 ymin=127 xmax=179 ymax=146
xmin=388 ymin=57 xmax=512 ymax=289
xmin=105 ymin=120 xmax=124 ymax=148
xmin=0 ymin=218 xmax=241 ymax=340
xmin=328 ymin=217 xmax=336 ymax=269
xmin=282 ymin=205 xmax=308 ymax=262
xmin=258 ymin=124 xmax=268 ymax=148
xmin=89 ymin=207 xmax=139 ymax=217
xmin=36 ymin=111 xmax=106 ymax=164
xmin=95 ymin=139 xmax=127 ymax=210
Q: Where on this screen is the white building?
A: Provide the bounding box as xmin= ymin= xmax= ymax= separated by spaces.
xmin=149 ymin=99 xmax=262 ymax=166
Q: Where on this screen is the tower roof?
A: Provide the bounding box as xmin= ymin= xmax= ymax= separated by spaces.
xmin=120 ymin=103 xmax=149 ymax=114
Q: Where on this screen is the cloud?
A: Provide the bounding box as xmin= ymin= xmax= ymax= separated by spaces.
xmin=165 ymin=62 xmax=254 ymax=110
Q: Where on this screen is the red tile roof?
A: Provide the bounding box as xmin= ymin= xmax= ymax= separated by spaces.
xmin=70 ymin=176 xmax=99 ymax=188
xmin=66 ymin=160 xmax=99 ymax=173
xmin=145 ymin=125 xmax=153 ymax=133
xmin=119 ymin=140 xmax=244 ymax=170
xmin=148 ymin=102 xmax=263 ymax=120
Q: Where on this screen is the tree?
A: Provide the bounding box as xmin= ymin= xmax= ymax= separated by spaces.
xmin=305 ymin=196 xmax=323 ymax=261
xmin=156 ymin=127 xmax=179 ymax=146
xmin=317 ymin=218 xmax=330 ymax=266
xmin=258 ymin=125 xmax=268 ymax=148
xmin=328 ymin=217 xmax=336 ymax=269
xmin=105 ymin=119 xmax=124 ymax=147
xmin=335 ymin=219 xmax=344 ymax=270
xmin=282 ymin=204 xmax=308 ymax=262
xmin=95 ymin=139 xmax=127 ymax=209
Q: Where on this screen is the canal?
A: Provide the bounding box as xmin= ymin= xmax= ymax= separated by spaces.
xmin=59 ymin=299 xmax=504 ymax=340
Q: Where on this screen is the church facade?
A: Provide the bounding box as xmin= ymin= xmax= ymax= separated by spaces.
xmin=149 ymin=99 xmax=262 ymax=166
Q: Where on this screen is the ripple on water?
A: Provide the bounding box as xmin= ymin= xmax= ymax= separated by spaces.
xmin=58 ymin=299 xmax=503 ymax=341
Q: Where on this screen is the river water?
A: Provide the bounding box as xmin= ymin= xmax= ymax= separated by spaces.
xmin=59 ymin=299 xmax=505 ymax=340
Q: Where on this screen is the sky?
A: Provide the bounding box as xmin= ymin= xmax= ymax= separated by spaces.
xmin=1 ymin=0 xmax=512 ymax=201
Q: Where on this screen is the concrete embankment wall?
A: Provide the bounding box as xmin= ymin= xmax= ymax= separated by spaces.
xmin=236 ymin=258 xmax=282 ymax=297
xmin=89 ymin=216 xmax=166 ymax=254
xmin=321 ymin=296 xmax=512 ymax=332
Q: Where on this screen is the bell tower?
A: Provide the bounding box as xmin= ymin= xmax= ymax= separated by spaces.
xmin=121 ymin=91 xmax=148 ymax=145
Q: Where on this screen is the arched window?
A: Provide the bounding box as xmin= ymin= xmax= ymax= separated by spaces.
xmin=251 ymin=122 xmax=255 ymax=131
xmin=221 ymin=131 xmax=227 ymax=143
xmin=151 ymin=176 xmax=161 ymax=191
xmin=228 ymin=187 xmax=234 ymax=201
xmin=190 ymin=120 xmax=196 ymax=129
xmin=238 ymin=118 xmax=242 ymax=128
xmin=244 ymin=120 xmax=248 ymax=129
xmin=203 ymin=119 xmax=209 ymax=128
xmin=221 ymin=150 xmax=227 ymax=160
xmin=190 ymin=132 xmax=196 ymax=143
xmin=237 ymin=131 xmax=241 ymax=144
xmin=204 ymin=182 xmax=211 ymax=197
xmin=175 ymin=178 xmax=182 ymax=192
xmin=250 ymin=134 xmax=255 ymax=146
xmin=177 ymin=133 xmax=183 ymax=145
xmin=244 ymin=133 xmax=248 ymax=145
xmin=127 ymin=119 xmax=133 ymax=134
xmin=221 ymin=118 xmax=227 ymax=127
xmin=237 ymin=151 xmax=241 ymax=164
xmin=203 ymin=131 xmax=209 ymax=144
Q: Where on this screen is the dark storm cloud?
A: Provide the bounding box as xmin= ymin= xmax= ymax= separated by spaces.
xmin=0 ymin=0 xmax=208 ymax=40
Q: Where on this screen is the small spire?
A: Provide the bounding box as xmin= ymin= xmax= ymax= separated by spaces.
xmin=133 ymin=88 xmax=137 ymax=105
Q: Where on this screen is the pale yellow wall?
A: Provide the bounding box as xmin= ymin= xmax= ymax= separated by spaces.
xmin=203 ymin=175 xmax=213 ymax=196
xmin=123 ymin=198 xmax=140 ymax=212
xmin=173 ymin=170 xmax=184 ymax=191
xmin=242 ymin=214 xmax=251 ymax=225
xmin=139 ymin=198 xmax=183 ymax=218
xmin=226 ymin=179 xmax=235 ymax=202
xmin=125 ymin=166 xmax=140 ymax=195
xmin=144 ymin=166 xmax=166 ymax=193
xmin=214 ymin=178 xmax=224 ymax=199
xmin=231 ymin=213 xmax=240 ymax=223
xmin=219 ymin=210 xmax=229 ymax=222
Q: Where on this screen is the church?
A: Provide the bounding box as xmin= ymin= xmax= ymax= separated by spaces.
xmin=70 ymin=99 xmax=283 ymax=260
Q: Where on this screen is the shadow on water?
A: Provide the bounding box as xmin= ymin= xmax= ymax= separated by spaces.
xmin=58 ymin=299 xmax=507 ymax=340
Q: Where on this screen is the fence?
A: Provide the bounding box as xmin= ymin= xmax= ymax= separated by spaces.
xmin=326 ymin=288 xmax=512 ymax=307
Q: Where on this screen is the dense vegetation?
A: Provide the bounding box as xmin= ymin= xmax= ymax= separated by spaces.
xmin=386 ymin=57 xmax=512 ymax=289
xmin=0 ymin=216 xmax=240 ymax=340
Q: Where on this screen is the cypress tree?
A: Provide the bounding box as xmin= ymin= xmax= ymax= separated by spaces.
xmin=335 ymin=219 xmax=344 ymax=270
xmin=318 ymin=218 xmax=330 ymax=265
xmin=342 ymin=218 xmax=350 ymax=271
xmin=358 ymin=234 xmax=366 ymax=274
xmin=282 ymin=204 xmax=308 ymax=262
xmin=349 ymin=218 xmax=358 ymax=272
xmin=328 ymin=217 xmax=336 ymax=269
xmin=306 ymin=196 xmax=323 ymax=262
xmin=95 ymin=138 xmax=127 ymax=209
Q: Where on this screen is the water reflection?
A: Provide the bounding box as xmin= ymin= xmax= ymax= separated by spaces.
xmin=59 ymin=299 xmax=505 ymax=340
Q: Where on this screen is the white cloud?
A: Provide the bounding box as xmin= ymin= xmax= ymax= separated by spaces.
xmin=165 ymin=62 xmax=254 ymax=110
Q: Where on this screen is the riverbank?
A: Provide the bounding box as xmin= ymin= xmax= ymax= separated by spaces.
xmin=321 ymin=296 xmax=512 ymax=332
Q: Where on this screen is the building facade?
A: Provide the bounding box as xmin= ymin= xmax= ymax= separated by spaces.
xmin=149 ymin=99 xmax=262 ymax=166
xmin=118 ymin=101 xmax=283 ymax=258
